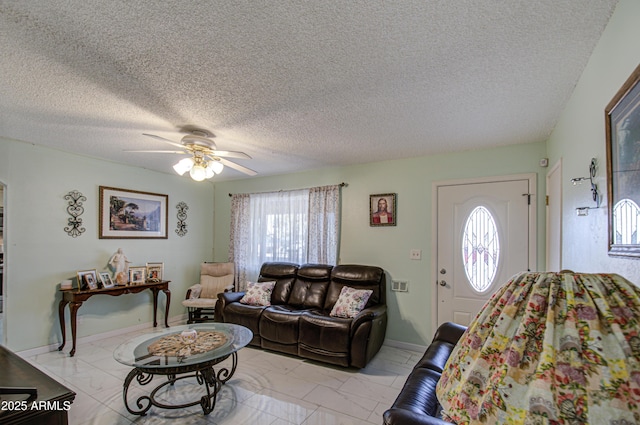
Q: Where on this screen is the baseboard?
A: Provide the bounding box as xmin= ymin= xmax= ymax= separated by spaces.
xmin=384 ymin=338 xmax=427 ymax=353
xmin=17 ymin=314 xmax=188 ymax=358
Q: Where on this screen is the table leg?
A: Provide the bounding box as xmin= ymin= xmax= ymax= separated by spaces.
xmin=57 ymin=300 xmax=69 ymax=351
xmin=121 ymin=359 xmax=235 ymax=416
xmin=68 ymin=301 xmax=82 ymax=357
xmin=163 ymin=288 xmax=171 ymax=328
xmin=152 ymin=288 xmax=159 ymax=327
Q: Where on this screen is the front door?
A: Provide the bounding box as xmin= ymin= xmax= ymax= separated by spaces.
xmin=436 ymin=176 xmax=535 ymax=326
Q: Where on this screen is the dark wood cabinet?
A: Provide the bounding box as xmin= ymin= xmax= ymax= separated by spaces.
xmin=0 ymin=345 xmax=75 ymax=424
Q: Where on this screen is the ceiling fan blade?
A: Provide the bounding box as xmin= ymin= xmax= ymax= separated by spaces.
xmin=210 ymin=150 xmax=252 ymax=159
xmin=219 ymin=158 xmax=258 ymax=176
xmin=124 ymin=149 xmax=188 ymax=154
xmin=142 ymin=133 xmax=185 ymax=149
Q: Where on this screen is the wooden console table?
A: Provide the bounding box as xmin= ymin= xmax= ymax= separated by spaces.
xmin=58 ymin=280 xmax=171 ymax=357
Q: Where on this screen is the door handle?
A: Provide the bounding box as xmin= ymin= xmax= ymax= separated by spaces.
xmin=439 ymin=280 xmax=447 ymax=287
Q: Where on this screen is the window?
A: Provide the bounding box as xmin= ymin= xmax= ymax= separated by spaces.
xmin=230 ymin=185 xmax=340 ymax=289
xmin=613 ymin=198 xmax=640 ymax=245
xmin=462 ymin=206 xmax=500 ymax=293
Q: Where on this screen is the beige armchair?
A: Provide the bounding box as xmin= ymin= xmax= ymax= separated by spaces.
xmin=182 ymin=262 xmax=234 ymax=323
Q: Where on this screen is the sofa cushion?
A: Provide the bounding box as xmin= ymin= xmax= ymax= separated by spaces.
xmin=324 ymin=265 xmax=384 ymax=311
xmin=299 ymin=312 xmax=351 ymax=354
xmin=258 ymin=262 xmax=298 ymax=305
xmin=260 ymin=305 xmax=303 ymax=345
xmin=329 ymin=286 xmax=373 ymax=318
xmin=287 ymin=264 xmax=332 ymax=309
xmin=240 ymin=281 xmax=276 ymax=306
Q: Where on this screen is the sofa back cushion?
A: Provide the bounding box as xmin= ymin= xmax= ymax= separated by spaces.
xmin=258 ymin=262 xmax=298 ymax=305
xmin=324 ymin=265 xmax=385 ymax=311
xmin=287 ymin=264 xmax=333 ymax=309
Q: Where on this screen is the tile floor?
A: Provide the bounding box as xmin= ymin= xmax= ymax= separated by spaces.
xmin=23 ymin=323 xmax=423 ymax=424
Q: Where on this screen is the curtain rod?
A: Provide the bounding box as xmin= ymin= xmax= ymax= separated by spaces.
xmin=228 ymin=182 xmax=348 ymax=197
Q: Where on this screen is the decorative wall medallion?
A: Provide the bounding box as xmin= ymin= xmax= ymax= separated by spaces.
xmin=64 ymin=190 xmax=87 ymax=237
xmin=176 ymin=201 xmax=188 ymax=236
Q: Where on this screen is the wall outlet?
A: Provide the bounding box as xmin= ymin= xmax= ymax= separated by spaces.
xmin=391 ymin=280 xmax=409 ymax=292
xmin=410 ymin=249 xmax=422 ymax=260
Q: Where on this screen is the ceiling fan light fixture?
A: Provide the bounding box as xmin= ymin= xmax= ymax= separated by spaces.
xmin=204 ymin=162 xmax=215 ymax=179
xmin=173 ymin=157 xmax=194 ymax=175
xmin=189 ymin=164 xmax=207 ymax=181
xmin=211 ymin=160 xmax=224 ymax=174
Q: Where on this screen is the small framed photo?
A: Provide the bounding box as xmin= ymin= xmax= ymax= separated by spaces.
xmin=99 ymin=272 xmax=115 ymax=288
xmin=77 ymin=269 xmax=98 ymax=291
xmin=370 ymin=193 xmax=397 ymax=227
xmin=129 ymin=266 xmax=147 ymax=285
xmin=146 ymin=262 xmax=164 ymax=282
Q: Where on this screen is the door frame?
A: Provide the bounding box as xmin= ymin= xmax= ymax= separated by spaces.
xmin=545 ymin=159 xmax=562 ymax=271
xmin=430 ymin=173 xmax=537 ymax=334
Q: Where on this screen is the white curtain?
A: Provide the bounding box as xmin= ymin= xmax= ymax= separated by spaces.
xmin=229 ymin=185 xmax=340 ymax=290
xmin=229 ymin=194 xmax=250 ymax=290
xmin=308 ymin=185 xmax=339 ymax=264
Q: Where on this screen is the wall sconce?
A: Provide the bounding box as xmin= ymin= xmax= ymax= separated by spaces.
xmin=571 ymin=158 xmax=600 ymax=215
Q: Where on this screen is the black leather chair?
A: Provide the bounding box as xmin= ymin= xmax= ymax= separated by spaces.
xmin=383 ymin=322 xmax=467 ymax=425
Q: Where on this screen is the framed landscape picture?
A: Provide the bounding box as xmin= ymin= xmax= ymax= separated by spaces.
xmin=99 ymin=186 xmax=168 ymax=239
xmin=605 ymin=64 xmax=640 ymax=257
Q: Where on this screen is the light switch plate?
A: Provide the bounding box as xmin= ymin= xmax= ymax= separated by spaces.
xmin=410 ymin=249 xmax=422 ymax=260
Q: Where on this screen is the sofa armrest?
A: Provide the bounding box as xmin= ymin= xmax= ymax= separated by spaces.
xmin=350 ymin=304 xmax=386 ymax=334
xmin=383 ymin=408 xmax=450 ymax=425
xmin=218 ymin=291 xmax=245 ymax=305
xmin=432 ymin=322 xmax=467 ymax=345
xmin=215 ymin=291 xmax=246 ymax=322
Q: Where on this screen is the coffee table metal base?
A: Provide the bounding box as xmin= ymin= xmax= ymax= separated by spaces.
xmin=122 ymin=351 xmax=238 ymax=416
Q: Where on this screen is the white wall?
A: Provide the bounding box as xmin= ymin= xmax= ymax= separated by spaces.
xmin=0 ymin=138 xmax=215 ymax=351
xmin=213 ymin=141 xmax=547 ymax=346
xmin=546 ymin=0 xmax=640 ymax=282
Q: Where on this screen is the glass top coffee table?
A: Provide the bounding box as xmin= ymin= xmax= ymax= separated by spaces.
xmin=114 ymin=323 xmax=252 ymax=416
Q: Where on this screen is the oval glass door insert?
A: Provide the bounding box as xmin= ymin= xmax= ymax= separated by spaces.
xmin=462 ymin=206 xmax=500 ymax=293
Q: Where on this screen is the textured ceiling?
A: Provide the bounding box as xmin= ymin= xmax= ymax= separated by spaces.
xmin=0 ymin=1 xmax=619 ymax=181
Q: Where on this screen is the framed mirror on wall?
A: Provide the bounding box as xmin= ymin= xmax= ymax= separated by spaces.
xmin=0 ymin=183 xmax=5 ymax=344
xmin=605 ymin=64 xmax=640 ymax=257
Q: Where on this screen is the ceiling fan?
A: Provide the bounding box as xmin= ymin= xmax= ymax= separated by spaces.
xmin=126 ymin=129 xmax=257 ymax=181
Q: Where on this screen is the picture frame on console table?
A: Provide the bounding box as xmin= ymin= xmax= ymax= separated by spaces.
xmin=77 ymin=269 xmax=98 ymax=291
xmin=99 ymin=186 xmax=168 ymax=239
xmin=605 ymin=64 xmax=640 ymax=257
xmin=369 ymin=193 xmax=396 ymax=227
xmin=100 ymin=272 xmax=115 ymax=288
xmin=129 ymin=266 xmax=147 ymax=285
xmin=146 ymin=262 xmax=164 ymax=282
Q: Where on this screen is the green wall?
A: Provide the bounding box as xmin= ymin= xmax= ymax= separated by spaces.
xmin=212 ymin=141 xmax=547 ymax=346
xmin=546 ymin=0 xmax=640 ymax=283
xmin=0 ymin=138 xmax=214 ymax=352
xmin=2 ymin=0 xmax=638 ymax=351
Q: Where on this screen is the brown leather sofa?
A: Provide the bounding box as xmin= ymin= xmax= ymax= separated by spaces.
xmin=216 ymin=262 xmax=387 ymax=368
xmin=383 ymin=321 xmax=467 ymax=425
